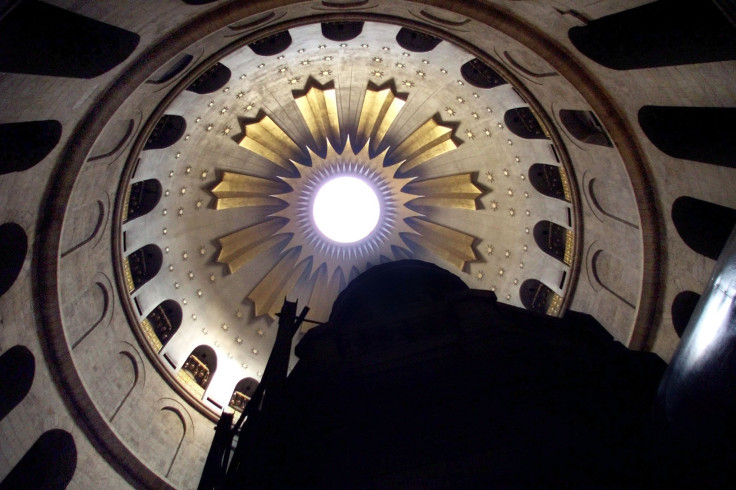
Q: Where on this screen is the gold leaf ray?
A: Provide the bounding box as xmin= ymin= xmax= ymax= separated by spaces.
xmin=247 ymin=247 xmax=307 ymax=318
xmin=355 ymin=86 xmax=406 ymax=154
xmin=403 ymin=174 xmax=482 ymax=210
xmin=217 ymin=218 xmax=289 ymax=273
xmin=402 ymin=217 xmax=477 ymax=270
xmin=389 ymin=118 xmax=458 ymax=175
xmin=294 ymin=82 xmax=341 ymax=153
xmin=212 ymin=171 xmax=291 ymax=210
xmin=239 ymin=115 xmax=306 ymax=170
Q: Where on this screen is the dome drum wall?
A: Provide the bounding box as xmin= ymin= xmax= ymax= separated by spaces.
xmin=54 ymin=6 xmax=600 ymax=487
xmin=2 ymin=0 xmax=729 ymax=488
xmin=112 ymin=19 xmax=596 ymax=426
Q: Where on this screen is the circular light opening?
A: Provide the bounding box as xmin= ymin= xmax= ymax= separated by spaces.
xmin=313 ymin=176 xmax=380 ymax=243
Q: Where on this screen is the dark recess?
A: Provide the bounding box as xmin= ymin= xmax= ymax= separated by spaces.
xmin=395 ymin=27 xmax=441 ymax=52
xmin=671 ymin=290 xmax=701 ymax=338
xmin=0 ymin=345 xmax=34 ymax=422
xmin=0 ymin=121 xmax=62 ymax=175
xmin=321 ymin=21 xmax=364 ymax=42
xmin=460 ymin=58 xmax=507 ymax=89
xmin=249 ymin=31 xmax=292 ymax=56
xmin=186 ymin=62 xmax=232 ymax=94
xmin=0 ymin=1 xmax=139 ymax=78
xmin=0 ymin=223 xmax=27 ymax=297
xmin=144 ymin=115 xmax=186 ymax=150
xmin=639 ymin=106 xmax=736 ymax=167
xmin=0 ymin=429 xmax=77 ymax=490
xmin=569 ymin=0 xmax=736 ymax=70
xmin=671 ymin=196 xmax=736 ymax=260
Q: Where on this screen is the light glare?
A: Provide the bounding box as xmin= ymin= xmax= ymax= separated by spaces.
xmin=313 ymin=176 xmax=380 ymax=243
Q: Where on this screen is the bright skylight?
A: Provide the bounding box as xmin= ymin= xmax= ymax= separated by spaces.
xmin=313 ymin=176 xmax=380 ymax=243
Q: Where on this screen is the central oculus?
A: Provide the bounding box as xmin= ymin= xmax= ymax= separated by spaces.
xmin=312 ymin=176 xmax=380 ymax=243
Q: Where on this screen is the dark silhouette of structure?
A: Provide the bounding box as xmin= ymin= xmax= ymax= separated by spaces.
xmin=200 ymin=260 xmax=678 ymax=488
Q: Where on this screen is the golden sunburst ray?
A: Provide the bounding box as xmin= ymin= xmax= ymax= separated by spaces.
xmin=214 ymin=81 xmax=481 ymax=322
xmin=211 ymin=172 xmax=290 ymax=210
xmin=354 ymin=82 xmax=407 ymax=154
xmin=293 ymin=79 xmax=342 ymax=154
xmin=403 ymin=174 xmax=483 ymax=211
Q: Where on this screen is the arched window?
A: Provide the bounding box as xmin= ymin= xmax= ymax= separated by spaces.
xmin=529 ymin=163 xmax=569 ymax=201
xmin=186 ymin=62 xmax=231 ymax=95
xmin=638 ymin=106 xmax=736 ymax=167
xmin=559 ymin=109 xmax=612 ymax=147
xmin=181 ymin=345 xmax=217 ymax=397
xmin=124 ymin=179 xmax=162 ymax=222
xmin=229 ymin=378 xmax=259 ymax=412
xmin=672 ymin=196 xmax=736 ymax=260
xmin=0 ymin=121 xmax=62 ymax=175
xmin=520 ymin=279 xmax=562 ymax=316
xmin=249 ymin=31 xmax=292 ymax=56
xmin=321 ymin=21 xmax=364 ymax=42
xmin=0 ymin=429 xmax=76 ymax=489
xmin=460 ymin=58 xmax=506 ymax=89
xmin=143 ymin=115 xmax=186 ymax=150
xmin=0 ymin=1 xmax=139 ymax=78
xmin=395 ymin=27 xmax=441 ymax=52
xmin=0 ymin=223 xmax=27 ymax=297
xmin=568 ymin=0 xmax=736 ymax=70
xmin=126 ymin=244 xmax=163 ymax=291
xmin=0 ymin=345 xmax=34 ymax=422
xmin=504 ymin=107 xmax=547 ymax=140
xmin=534 ymin=221 xmax=572 ymax=265
xmin=671 ymin=291 xmax=701 ymax=338
xmin=144 ymin=300 xmax=182 ymax=351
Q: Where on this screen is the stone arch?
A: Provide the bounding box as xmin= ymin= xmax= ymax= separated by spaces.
xmin=143 ymin=115 xmax=186 ymax=150
xmin=559 ymin=109 xmax=612 ymax=147
xmin=672 ymin=196 xmax=736 ymax=260
xmin=108 ymin=350 xmax=141 ymax=422
xmin=395 ymin=27 xmax=441 ymax=52
xmin=519 ymin=279 xmax=561 ymax=315
xmin=590 ymin=249 xmax=637 ymax=309
xmin=460 ymin=58 xmax=507 ymax=89
xmin=505 ymin=107 xmax=547 ymax=140
xmin=568 ymin=0 xmax=736 ymax=70
xmin=0 ymin=429 xmax=76 ymax=489
xmin=60 ymin=197 xmax=108 ymax=258
xmin=671 ymin=291 xmax=701 ymax=338
xmin=639 ymin=106 xmax=736 ymax=167
xmin=149 ymin=398 xmax=195 ymax=481
xmin=67 ymin=279 xmax=111 ymax=350
xmin=126 ymin=244 xmax=163 ymax=291
xmin=0 ymin=121 xmax=62 ymax=175
xmin=0 ymin=1 xmax=139 ymax=78
xmin=583 ymin=173 xmax=639 ymax=229
xmin=0 ymin=345 xmax=34 ymax=422
xmin=147 ymin=53 xmax=194 ymax=85
xmin=0 ymin=222 xmax=27 ymax=298
xmin=321 ymin=21 xmax=364 ymax=42
xmin=157 ymin=406 xmax=187 ymax=478
xmin=124 ymin=179 xmax=162 ymax=222
xmin=186 ymin=62 xmax=231 ymax=94
xmin=87 ymin=119 xmax=137 ymax=163
xmin=533 ymin=220 xmax=571 ymax=265
xmin=249 ymin=31 xmax=292 ymax=56
xmin=529 ymin=163 xmax=568 ymax=201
